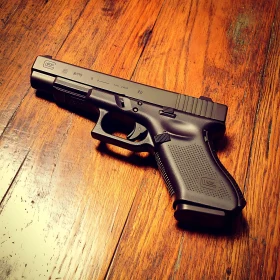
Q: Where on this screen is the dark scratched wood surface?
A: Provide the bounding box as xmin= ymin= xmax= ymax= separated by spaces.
xmin=0 ymin=0 xmax=279 ymax=279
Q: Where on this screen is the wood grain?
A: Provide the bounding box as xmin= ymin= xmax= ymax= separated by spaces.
xmin=0 ymin=0 xmax=91 ymax=202
xmin=241 ymin=6 xmax=280 ymax=278
xmin=0 ymin=0 xmax=165 ymax=279
xmin=0 ymin=0 xmax=279 ymax=279
xmin=0 ymin=0 xmax=89 ymax=135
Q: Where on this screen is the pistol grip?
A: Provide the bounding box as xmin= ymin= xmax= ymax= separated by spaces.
xmin=154 ymin=131 xmax=246 ymax=228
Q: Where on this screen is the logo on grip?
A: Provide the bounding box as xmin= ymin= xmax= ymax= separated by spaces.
xmin=200 ymin=177 xmax=217 ymax=189
xmin=43 ymin=60 xmax=56 ymax=70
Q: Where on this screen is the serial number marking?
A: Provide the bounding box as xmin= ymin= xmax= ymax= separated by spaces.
xmin=97 ymin=79 xmax=109 ymax=84
xmin=73 ymin=72 xmax=82 ymax=77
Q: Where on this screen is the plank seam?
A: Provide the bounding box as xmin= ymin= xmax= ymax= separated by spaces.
xmin=243 ymin=0 xmax=279 ymax=195
xmin=0 ymin=87 xmax=31 ymax=139
xmin=130 ymin=0 xmax=168 ymax=80
xmin=103 ymin=194 xmax=138 ymax=279
xmin=54 ymin=0 xmax=92 ymax=56
xmin=0 ymin=148 xmax=30 ymax=212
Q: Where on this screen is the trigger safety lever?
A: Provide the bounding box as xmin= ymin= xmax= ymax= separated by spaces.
xmin=127 ymin=122 xmax=148 ymax=141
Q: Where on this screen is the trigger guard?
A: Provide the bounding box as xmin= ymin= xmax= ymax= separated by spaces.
xmin=91 ymin=109 xmax=154 ymax=152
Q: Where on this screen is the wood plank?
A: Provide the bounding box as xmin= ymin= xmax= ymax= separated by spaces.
xmin=0 ymin=0 xmax=165 ymax=279
xmin=240 ymin=6 xmax=280 ymax=278
xmin=56 ymin=0 xmax=163 ymax=78
xmin=0 ymin=0 xmax=90 ymax=200
xmin=0 ymin=0 xmax=89 ymax=135
xmin=0 ymin=0 xmax=279 ymax=279
xmin=107 ymin=0 xmax=279 ymax=279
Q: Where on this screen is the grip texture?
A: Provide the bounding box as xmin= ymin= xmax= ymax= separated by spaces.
xmin=168 ymin=143 xmax=232 ymax=201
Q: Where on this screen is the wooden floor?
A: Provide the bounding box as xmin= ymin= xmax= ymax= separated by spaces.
xmin=0 ymin=0 xmax=279 ymax=279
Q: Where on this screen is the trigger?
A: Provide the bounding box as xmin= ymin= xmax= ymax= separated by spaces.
xmin=127 ymin=122 xmax=148 ymax=141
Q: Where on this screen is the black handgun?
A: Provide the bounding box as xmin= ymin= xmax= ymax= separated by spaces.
xmin=31 ymin=56 xmax=246 ymax=228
